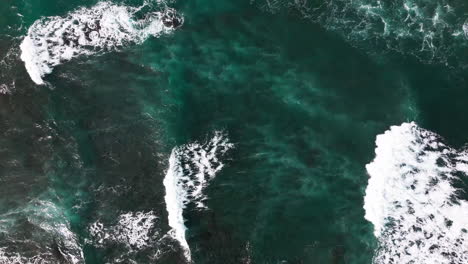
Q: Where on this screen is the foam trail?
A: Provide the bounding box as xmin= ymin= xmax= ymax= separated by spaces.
xmin=163 ymin=132 xmax=234 ymax=262
xmin=20 ymin=1 xmax=183 ymax=85
xmin=364 ymin=122 xmax=468 ymax=264
xmin=0 ymin=199 xmax=84 ymax=264
xmin=89 ymin=211 xmax=159 ymax=250
xmin=255 ymin=0 xmax=468 ymax=69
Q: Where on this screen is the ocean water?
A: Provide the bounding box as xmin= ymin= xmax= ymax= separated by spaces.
xmin=2 ymin=0 xmax=468 ymax=263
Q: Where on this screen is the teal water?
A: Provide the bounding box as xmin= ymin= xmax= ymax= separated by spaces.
xmin=2 ymin=0 xmax=468 ymax=263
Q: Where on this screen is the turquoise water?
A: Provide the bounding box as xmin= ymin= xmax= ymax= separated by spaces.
xmin=2 ymin=0 xmax=468 ymax=263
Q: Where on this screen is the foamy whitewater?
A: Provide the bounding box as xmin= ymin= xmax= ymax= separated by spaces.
xmin=20 ymin=1 xmax=183 ymax=85
xmin=364 ymin=122 xmax=468 ymax=264
xmin=89 ymin=211 xmax=159 ymax=250
xmin=0 ymin=199 xmax=84 ymax=264
xmin=163 ymin=132 xmax=234 ymax=262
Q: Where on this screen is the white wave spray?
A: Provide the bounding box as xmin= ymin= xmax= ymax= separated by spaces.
xmin=364 ymin=122 xmax=468 ymax=264
xmin=20 ymin=1 xmax=183 ymax=85
xmin=163 ymin=132 xmax=234 ymax=262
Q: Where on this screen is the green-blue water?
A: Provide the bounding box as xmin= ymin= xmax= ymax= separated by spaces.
xmin=2 ymin=0 xmax=468 ymax=263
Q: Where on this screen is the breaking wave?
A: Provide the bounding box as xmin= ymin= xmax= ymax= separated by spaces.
xmin=20 ymin=1 xmax=183 ymax=85
xmin=364 ymin=122 xmax=468 ymax=264
xmin=163 ymin=131 xmax=234 ymax=262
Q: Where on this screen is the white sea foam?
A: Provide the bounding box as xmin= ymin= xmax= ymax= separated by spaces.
xmin=20 ymin=1 xmax=183 ymax=85
xmin=89 ymin=211 xmax=159 ymax=250
xmin=0 ymin=249 xmax=42 ymax=264
xmin=256 ymin=0 xmax=468 ymax=68
xmin=364 ymin=122 xmax=468 ymax=264
xmin=0 ymin=199 xmax=84 ymax=264
xmin=163 ymin=131 xmax=234 ymax=262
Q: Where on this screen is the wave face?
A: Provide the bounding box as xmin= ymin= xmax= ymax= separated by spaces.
xmin=255 ymin=0 xmax=468 ymax=68
xmin=20 ymin=1 xmax=183 ymax=85
xmin=364 ymin=122 xmax=468 ymax=264
xmin=163 ymin=132 xmax=234 ymax=262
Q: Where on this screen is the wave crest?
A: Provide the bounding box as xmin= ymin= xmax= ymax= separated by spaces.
xmin=364 ymin=122 xmax=468 ymax=264
xmin=20 ymin=1 xmax=183 ymax=85
xmin=163 ymin=131 xmax=234 ymax=262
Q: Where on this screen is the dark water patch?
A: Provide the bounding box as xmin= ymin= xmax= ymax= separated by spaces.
xmin=130 ymin=2 xmax=414 ymax=262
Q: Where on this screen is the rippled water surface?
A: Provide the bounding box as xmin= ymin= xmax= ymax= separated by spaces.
xmin=2 ymin=0 xmax=468 ymax=263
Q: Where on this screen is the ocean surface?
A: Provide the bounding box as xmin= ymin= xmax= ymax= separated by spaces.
xmin=1 ymin=0 xmax=468 ymax=263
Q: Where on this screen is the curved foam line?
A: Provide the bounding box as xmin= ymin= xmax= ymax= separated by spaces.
xmin=164 ymin=149 xmax=192 ymax=261
xmin=19 ymin=2 xmax=183 ymax=85
xmin=163 ymin=132 xmax=233 ymax=262
xmin=20 ymin=36 xmax=45 ymax=85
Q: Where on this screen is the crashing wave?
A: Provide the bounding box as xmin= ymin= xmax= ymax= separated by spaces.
xmin=163 ymin=131 xmax=234 ymax=262
xmin=20 ymin=1 xmax=183 ymax=85
xmin=364 ymin=122 xmax=468 ymax=264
